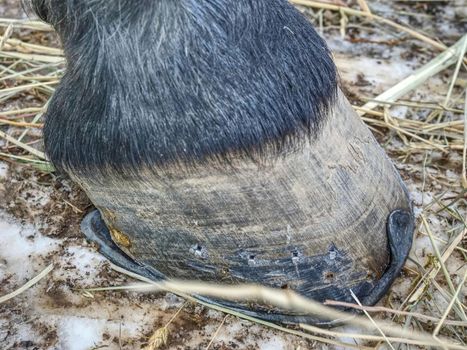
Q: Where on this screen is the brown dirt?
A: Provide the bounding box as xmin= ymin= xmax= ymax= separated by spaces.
xmin=0 ymin=164 xmax=92 ymax=238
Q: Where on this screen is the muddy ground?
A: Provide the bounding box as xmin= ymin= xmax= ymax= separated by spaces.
xmin=0 ymin=1 xmax=466 ymax=349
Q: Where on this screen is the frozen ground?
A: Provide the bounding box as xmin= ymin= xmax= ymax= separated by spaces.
xmin=0 ymin=164 xmax=313 ymax=349
xmin=1 ymin=1 xmax=466 ymax=349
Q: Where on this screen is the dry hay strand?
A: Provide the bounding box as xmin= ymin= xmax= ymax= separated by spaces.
xmin=83 ymin=263 xmax=467 ymax=350
xmin=145 ymin=302 xmax=187 ymax=350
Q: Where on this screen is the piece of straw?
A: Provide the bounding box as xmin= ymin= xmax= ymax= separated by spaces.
xmin=0 ymin=264 xmax=53 ymax=304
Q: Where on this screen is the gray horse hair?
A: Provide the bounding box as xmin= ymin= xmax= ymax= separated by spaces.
xmin=25 ymin=0 xmax=338 ymax=177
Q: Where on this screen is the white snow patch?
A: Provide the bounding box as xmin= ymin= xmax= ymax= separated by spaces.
xmin=9 ymin=322 xmax=38 ymax=346
xmin=259 ymin=336 xmax=286 ymax=350
xmin=57 ymin=316 xmax=106 ymax=350
xmin=412 ymin=235 xmax=434 ymax=265
xmin=335 ymin=54 xmax=415 ymax=93
xmin=205 ymin=308 xmax=224 ymax=319
xmin=446 ymin=169 xmax=459 ymax=181
xmin=0 ymin=211 xmax=59 ymax=282
xmin=158 ymin=292 xmax=185 ymax=311
xmin=0 ymin=319 xmax=10 ymax=340
xmin=390 ymin=105 xmax=409 ymax=119
xmin=409 ymin=188 xmax=433 ymax=207
xmin=64 ymin=245 xmax=107 ymax=276
xmin=20 ymin=187 xmax=52 ymax=207
xmin=0 ymin=161 xmax=8 ymax=178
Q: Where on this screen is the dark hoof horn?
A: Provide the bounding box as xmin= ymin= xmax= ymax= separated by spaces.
xmin=81 ymin=207 xmax=414 ymax=325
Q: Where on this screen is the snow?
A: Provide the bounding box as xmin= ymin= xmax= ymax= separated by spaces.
xmin=0 ymin=162 xmax=7 ymax=178
xmin=0 ymin=211 xmax=58 ymax=282
xmin=409 ymin=186 xmax=434 ymax=208
xmin=258 ymin=336 xmax=287 ymax=350
xmin=0 ymin=210 xmax=307 ymax=349
xmin=334 ymin=53 xmax=415 ymax=94
xmin=62 ymin=245 xmax=107 ymax=279
xmin=57 ymin=317 xmax=107 ymax=350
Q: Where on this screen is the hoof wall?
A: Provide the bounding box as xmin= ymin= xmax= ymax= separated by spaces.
xmin=80 ymin=209 xmax=414 ymax=326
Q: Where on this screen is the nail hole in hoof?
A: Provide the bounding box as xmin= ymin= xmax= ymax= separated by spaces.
xmin=291 ymin=250 xmax=300 ymax=263
xmin=247 ymin=255 xmax=256 ymax=266
xmin=190 ymin=244 xmax=207 ymax=258
xmin=328 ymin=245 xmax=338 ymax=260
xmin=324 ymin=271 xmax=335 ymax=282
